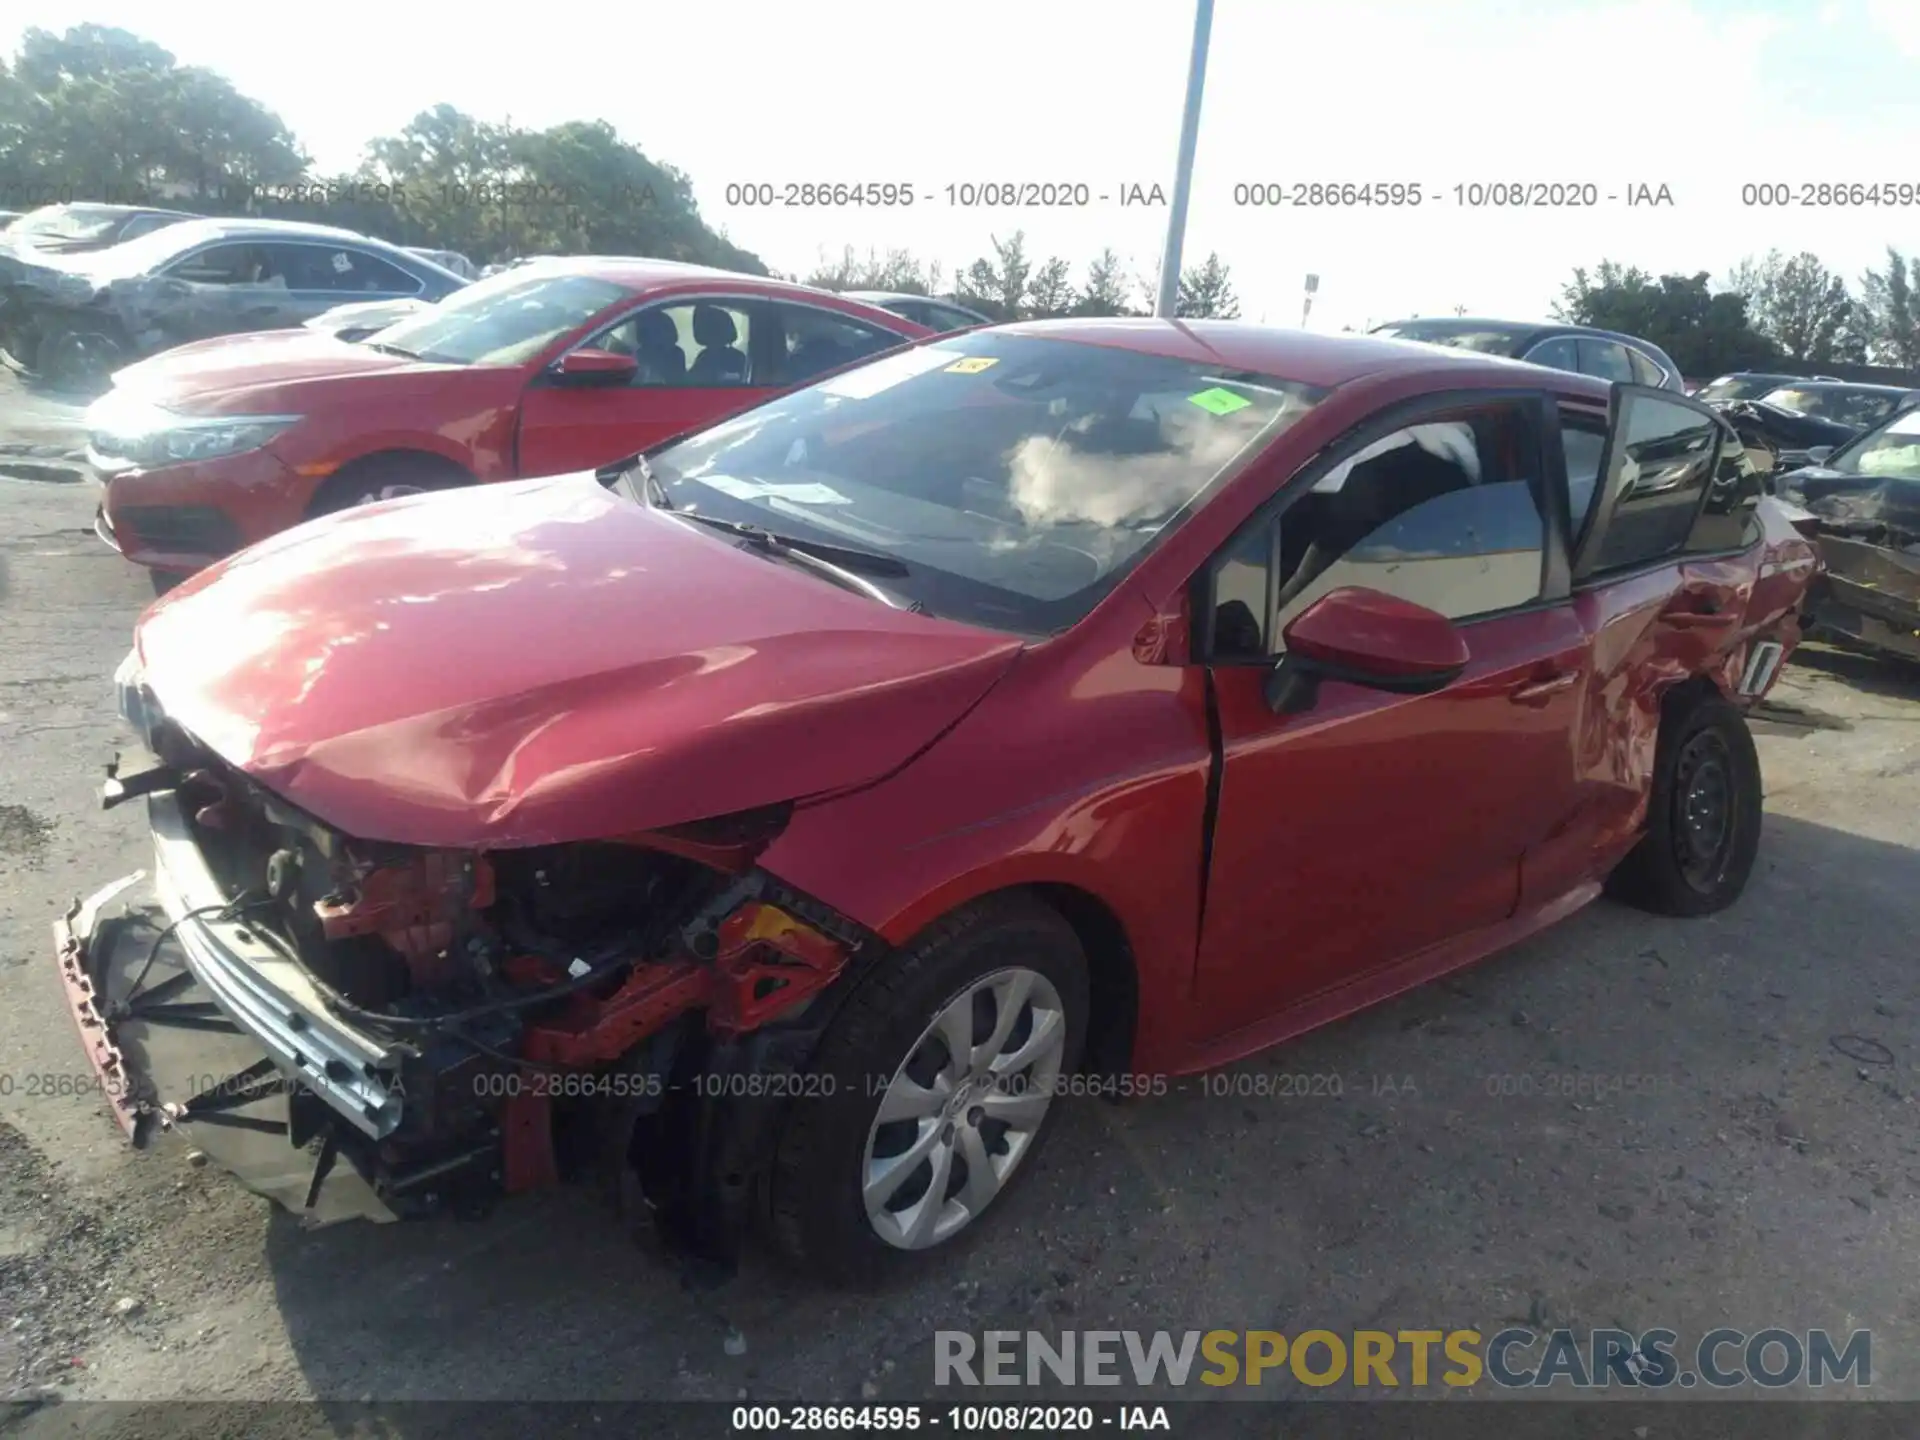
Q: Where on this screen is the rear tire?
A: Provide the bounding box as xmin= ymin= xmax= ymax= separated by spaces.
xmin=308 ymin=453 xmax=468 ymax=517
xmin=766 ymin=895 xmax=1089 ymax=1285
xmin=149 ymin=570 xmax=186 ymax=597
xmin=1607 ymin=693 xmax=1762 ymax=917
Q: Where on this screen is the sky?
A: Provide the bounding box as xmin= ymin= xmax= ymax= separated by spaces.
xmin=9 ymin=0 xmax=1919 ymax=331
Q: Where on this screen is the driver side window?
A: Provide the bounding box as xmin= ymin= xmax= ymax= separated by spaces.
xmin=1205 ymin=405 xmax=1548 ymax=659
xmin=590 ymin=301 xmax=756 ymax=387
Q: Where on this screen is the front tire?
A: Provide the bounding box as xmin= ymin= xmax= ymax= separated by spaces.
xmin=767 ymin=895 xmax=1089 ymax=1284
xmin=1607 ymin=693 xmax=1762 ymax=916
xmin=308 ymin=454 xmax=467 ymax=517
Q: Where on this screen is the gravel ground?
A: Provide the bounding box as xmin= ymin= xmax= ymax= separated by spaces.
xmin=2 ymin=370 xmax=1917 ymax=1420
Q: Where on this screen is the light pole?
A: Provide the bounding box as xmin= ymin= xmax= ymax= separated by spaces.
xmin=1155 ymin=0 xmax=1215 ymax=319
xmin=1300 ymin=273 xmax=1319 ymax=329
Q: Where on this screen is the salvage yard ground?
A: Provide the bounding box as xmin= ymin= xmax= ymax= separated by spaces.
xmin=2 ymin=366 xmax=1919 ymax=1418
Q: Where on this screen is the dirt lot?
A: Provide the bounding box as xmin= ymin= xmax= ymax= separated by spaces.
xmin=2 ymin=369 xmax=1918 ymax=1419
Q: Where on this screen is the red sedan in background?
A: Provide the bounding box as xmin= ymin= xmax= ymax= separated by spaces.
xmin=59 ymin=323 xmax=1817 ymax=1284
xmin=81 ymin=259 xmax=932 ymax=586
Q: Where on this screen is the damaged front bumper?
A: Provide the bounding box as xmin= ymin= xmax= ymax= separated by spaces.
xmin=145 ymin=790 xmax=409 ymax=1137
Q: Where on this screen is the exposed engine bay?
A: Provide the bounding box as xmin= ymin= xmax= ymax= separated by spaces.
xmin=94 ymin=713 xmax=873 ymax=1271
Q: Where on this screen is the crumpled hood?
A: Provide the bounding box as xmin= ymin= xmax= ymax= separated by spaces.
xmin=133 ymin=474 xmax=1025 ymax=848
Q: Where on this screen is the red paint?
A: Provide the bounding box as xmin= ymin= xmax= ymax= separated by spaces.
xmin=1281 ymin=587 xmax=1472 ymax=678
xmin=135 ymin=477 xmax=1023 ymax=848
xmin=96 ymin=262 xmax=930 ymax=574
xmin=130 ymin=329 xmax=1821 ymax=1091
xmin=500 ymin=1091 xmax=559 ymax=1193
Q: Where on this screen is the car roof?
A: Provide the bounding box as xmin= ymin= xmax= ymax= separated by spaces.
xmin=844 ymin=290 xmax=976 ymax=307
xmin=506 ymin=257 xmax=928 ymax=311
xmin=22 ymin=202 xmax=198 ymax=221
xmin=146 ymin=215 xmax=412 ymax=247
xmin=993 ymin=317 xmax=1613 ymax=397
xmin=1375 ymin=315 xmax=1672 ymax=353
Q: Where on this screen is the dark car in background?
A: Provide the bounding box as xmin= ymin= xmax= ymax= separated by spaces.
xmin=1694 ymin=371 xmax=1838 ymax=403
xmin=843 ymin=290 xmax=993 ymax=332
xmin=0 ymin=216 xmax=468 ymax=389
xmin=1775 ymin=406 xmax=1920 ymax=666
xmin=1713 ymin=381 xmax=1920 ymax=472
xmin=5 ymin=203 xmax=199 ymax=254
xmin=1368 ymin=317 xmax=1686 ymax=392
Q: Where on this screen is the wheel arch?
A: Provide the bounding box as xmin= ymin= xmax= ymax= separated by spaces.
xmin=305 ymin=446 xmax=475 ymax=517
xmin=871 ymin=878 xmax=1143 ymax=1077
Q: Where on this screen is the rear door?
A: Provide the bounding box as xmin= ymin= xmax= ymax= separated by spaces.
xmin=1191 ymin=389 xmax=1590 ymax=1034
xmin=1533 ymin=384 xmax=1768 ymax=899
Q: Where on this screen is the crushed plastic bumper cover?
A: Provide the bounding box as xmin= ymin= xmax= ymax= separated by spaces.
xmin=51 ymin=831 xmax=399 ymax=1223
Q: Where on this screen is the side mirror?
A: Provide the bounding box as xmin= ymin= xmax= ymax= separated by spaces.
xmin=1263 ymin=588 xmax=1470 ymax=716
xmin=1803 ymin=446 xmax=1832 ymax=465
xmin=550 ymin=347 xmax=639 ymax=386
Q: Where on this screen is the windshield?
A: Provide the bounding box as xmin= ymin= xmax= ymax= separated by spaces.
xmin=371 ymin=269 xmax=631 ymax=365
xmin=1761 ymin=386 xmax=1901 ymax=428
xmin=14 ymin=205 xmax=129 ymax=241
xmin=630 ymin=333 xmax=1326 ymax=634
xmin=1829 ymin=408 xmax=1920 ymax=480
xmin=1370 ymin=322 xmax=1518 ymax=355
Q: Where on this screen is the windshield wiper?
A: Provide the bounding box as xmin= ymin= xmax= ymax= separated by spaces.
xmin=669 ymin=509 xmax=910 ymax=578
xmin=363 ymin=340 xmax=420 ymax=359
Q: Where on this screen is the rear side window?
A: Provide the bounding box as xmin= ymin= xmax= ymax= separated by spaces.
xmin=1523 ymin=336 xmax=1579 ymax=373
xmin=773 ymin=303 xmax=903 ymax=385
xmin=1578 ymin=339 xmax=1636 ymax=383
xmin=1626 ymin=348 xmax=1668 ymax=387
xmin=1588 ymin=394 xmax=1722 ymax=572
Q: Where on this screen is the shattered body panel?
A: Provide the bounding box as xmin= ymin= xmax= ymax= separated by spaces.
xmin=0 ymin=221 xmax=464 ymax=383
xmin=1779 ymin=464 xmax=1920 ymax=662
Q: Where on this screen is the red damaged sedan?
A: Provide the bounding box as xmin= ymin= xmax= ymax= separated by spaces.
xmin=57 ymin=322 xmax=1818 ymax=1282
xmin=82 ymin=258 xmax=929 ymax=586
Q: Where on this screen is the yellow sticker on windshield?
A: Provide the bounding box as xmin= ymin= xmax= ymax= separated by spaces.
xmin=1188 ymin=387 xmax=1252 ymax=415
xmin=945 ymin=356 xmax=999 ymax=374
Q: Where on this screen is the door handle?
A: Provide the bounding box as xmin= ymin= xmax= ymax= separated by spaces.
xmin=1509 ymin=671 xmax=1578 ymax=706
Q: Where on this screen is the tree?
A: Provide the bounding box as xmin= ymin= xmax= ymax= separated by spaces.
xmin=1857 ymin=247 xmax=1920 ymax=368
xmin=1073 ymin=248 xmax=1135 ymax=316
xmin=803 ymin=245 xmax=939 ymax=295
xmin=1176 ymin=252 xmax=1240 ymax=319
xmin=1724 ymin=250 xmax=1859 ymax=363
xmin=1023 ymin=256 xmax=1076 ymax=317
xmin=1555 ymin=261 xmax=1779 ymax=376
xmin=9 ymin=25 xmax=304 ymax=202
xmin=955 ymin=232 xmax=1033 ymax=321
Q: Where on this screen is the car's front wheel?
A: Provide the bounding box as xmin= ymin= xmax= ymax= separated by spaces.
xmin=767 ymin=895 xmax=1088 ymax=1284
xmin=1608 ymin=692 xmax=1763 ymax=916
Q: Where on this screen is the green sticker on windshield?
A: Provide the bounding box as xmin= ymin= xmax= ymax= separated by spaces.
xmin=1188 ymin=386 xmax=1252 ymax=415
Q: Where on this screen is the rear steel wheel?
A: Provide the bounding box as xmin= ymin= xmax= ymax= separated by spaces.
xmin=1607 ymin=693 xmax=1762 ymax=917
